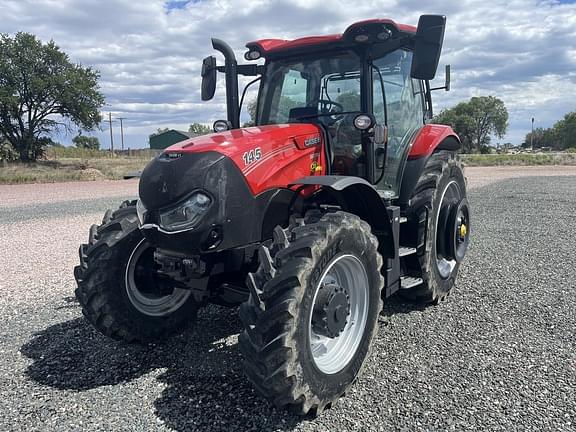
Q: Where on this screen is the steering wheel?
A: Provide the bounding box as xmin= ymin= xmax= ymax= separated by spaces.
xmin=307 ymin=99 xmax=345 ymax=126
xmin=308 ymin=98 xmax=344 ymax=115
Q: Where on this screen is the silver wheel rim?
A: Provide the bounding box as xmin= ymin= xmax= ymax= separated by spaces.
xmin=125 ymin=239 xmax=191 ymax=317
xmin=436 ymin=180 xmax=460 ymax=279
xmin=309 ymin=254 xmax=370 ymax=375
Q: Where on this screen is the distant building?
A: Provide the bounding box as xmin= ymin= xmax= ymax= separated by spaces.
xmin=149 ymin=130 xmax=199 ymax=150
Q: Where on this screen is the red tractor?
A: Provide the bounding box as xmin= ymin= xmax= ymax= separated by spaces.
xmin=75 ymin=15 xmax=470 ymax=415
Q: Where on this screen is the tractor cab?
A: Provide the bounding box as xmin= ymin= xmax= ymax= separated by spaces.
xmin=202 ymin=16 xmax=449 ymax=199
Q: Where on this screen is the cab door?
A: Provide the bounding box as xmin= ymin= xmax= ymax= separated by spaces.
xmin=372 ymin=49 xmax=425 ymax=199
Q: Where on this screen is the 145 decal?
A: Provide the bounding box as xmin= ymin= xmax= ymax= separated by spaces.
xmin=242 ymin=147 xmax=262 ymax=166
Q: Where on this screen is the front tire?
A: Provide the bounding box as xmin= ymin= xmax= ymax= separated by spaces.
xmin=239 ymin=211 xmax=384 ymax=415
xmin=74 ymin=201 xmax=198 ymax=343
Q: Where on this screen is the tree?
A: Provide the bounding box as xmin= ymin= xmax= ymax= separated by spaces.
xmin=188 ymin=122 xmax=212 ymax=135
xmin=244 ymin=99 xmax=258 ymax=127
xmin=73 ymin=135 xmax=100 ymax=150
xmin=522 ymin=111 xmax=576 ymax=150
xmin=336 ymin=91 xmax=360 ymax=111
xmin=244 ymin=96 xmax=299 ymax=127
xmin=0 ymin=33 xmax=105 ymax=162
xmin=554 ymin=111 xmax=576 ymax=150
xmin=523 ymin=127 xmax=557 ymax=149
xmin=434 ymin=96 xmax=508 ymax=153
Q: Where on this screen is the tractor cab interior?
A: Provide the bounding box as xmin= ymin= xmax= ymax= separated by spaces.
xmin=256 ymin=50 xmax=364 ymax=177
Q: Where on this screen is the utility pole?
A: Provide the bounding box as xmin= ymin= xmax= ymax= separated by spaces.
xmin=530 ymin=117 xmax=534 ymax=151
xmin=108 ymin=112 xmax=114 ymax=153
xmin=117 ymin=117 xmax=126 ymax=151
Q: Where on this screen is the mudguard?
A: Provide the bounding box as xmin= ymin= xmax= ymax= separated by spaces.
xmin=289 ymin=176 xmax=395 ymax=258
xmin=407 ymin=124 xmax=461 ymax=160
xmin=399 ymin=124 xmax=461 ymax=207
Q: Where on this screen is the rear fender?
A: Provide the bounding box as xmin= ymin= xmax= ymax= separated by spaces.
xmin=399 ymin=126 xmax=461 ymax=207
xmin=289 ymin=176 xmax=395 ymax=258
xmin=407 ymin=124 xmax=461 ymax=160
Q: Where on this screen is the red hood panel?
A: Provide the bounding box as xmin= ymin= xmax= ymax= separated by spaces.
xmin=166 ymin=124 xmax=321 ymax=157
xmin=165 ymin=124 xmax=326 ymax=195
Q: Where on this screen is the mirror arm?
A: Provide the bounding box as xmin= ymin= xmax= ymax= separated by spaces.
xmin=430 ymin=65 xmax=451 ymax=91
xmin=237 ymin=64 xmax=265 ymax=76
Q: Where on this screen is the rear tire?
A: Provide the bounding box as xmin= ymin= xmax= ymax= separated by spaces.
xmin=401 ymin=151 xmax=469 ymax=303
xmin=239 ymin=211 xmax=384 ymax=415
xmin=74 ymin=201 xmax=198 ymax=343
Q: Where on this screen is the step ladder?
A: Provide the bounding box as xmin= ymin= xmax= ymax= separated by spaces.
xmin=400 ymin=276 xmax=424 ymax=289
xmin=399 ymin=246 xmax=417 ymax=257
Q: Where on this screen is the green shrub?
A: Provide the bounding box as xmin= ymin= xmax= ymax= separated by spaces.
xmin=0 ymin=141 xmax=18 ymax=162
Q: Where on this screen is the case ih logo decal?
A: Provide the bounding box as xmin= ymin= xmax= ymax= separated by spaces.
xmin=304 ymin=135 xmax=321 ymax=147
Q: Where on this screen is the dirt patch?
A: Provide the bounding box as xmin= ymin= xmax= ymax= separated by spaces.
xmin=78 ymin=168 xmax=105 ymax=181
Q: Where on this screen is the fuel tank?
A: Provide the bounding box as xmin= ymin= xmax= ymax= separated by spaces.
xmin=138 ymin=124 xmax=326 ymax=254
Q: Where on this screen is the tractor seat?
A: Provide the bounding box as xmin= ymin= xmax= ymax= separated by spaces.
xmin=288 ymin=107 xmax=318 ymax=123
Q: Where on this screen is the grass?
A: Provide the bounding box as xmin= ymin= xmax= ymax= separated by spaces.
xmin=460 ymin=152 xmax=576 ymax=166
xmin=0 ymin=148 xmax=156 ymax=184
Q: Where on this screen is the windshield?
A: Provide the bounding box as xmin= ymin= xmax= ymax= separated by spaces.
xmin=257 ymin=51 xmax=361 ymax=125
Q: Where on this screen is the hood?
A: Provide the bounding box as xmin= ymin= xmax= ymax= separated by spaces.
xmin=165 ymin=123 xmax=322 ymax=165
xmin=139 ymin=123 xmax=325 ymax=210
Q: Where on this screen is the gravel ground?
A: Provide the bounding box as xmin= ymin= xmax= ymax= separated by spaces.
xmin=464 ymin=165 xmax=576 ymax=189
xmin=0 ymin=168 xmax=574 ymax=431
xmin=0 ymin=179 xmax=138 ymax=208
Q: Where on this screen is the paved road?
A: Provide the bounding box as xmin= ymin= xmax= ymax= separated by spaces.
xmin=0 ymin=171 xmax=574 ymax=431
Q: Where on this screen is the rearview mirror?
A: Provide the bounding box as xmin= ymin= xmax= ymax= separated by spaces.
xmin=201 ymin=56 xmax=217 ymax=101
xmin=411 ymin=15 xmax=446 ymax=80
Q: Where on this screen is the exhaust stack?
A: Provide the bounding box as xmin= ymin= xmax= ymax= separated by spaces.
xmin=211 ymin=38 xmax=240 ymax=129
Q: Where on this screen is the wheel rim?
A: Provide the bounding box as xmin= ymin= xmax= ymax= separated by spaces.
xmin=435 ymin=180 xmax=462 ymax=279
xmin=309 ymin=254 xmax=369 ymax=375
xmin=125 ymin=239 xmax=191 ymax=317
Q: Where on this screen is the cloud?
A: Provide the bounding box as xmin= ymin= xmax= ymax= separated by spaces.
xmin=2 ymin=0 xmax=575 ymax=147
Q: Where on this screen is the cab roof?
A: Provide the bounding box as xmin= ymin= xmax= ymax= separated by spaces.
xmin=246 ymin=19 xmax=416 ymax=57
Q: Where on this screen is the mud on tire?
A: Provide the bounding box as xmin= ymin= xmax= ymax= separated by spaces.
xmin=239 ymin=211 xmax=384 ymax=415
xmin=74 ymin=200 xmax=198 ymax=343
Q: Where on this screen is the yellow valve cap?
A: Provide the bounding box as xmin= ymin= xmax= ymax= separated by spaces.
xmin=459 ymin=223 xmax=467 ymax=238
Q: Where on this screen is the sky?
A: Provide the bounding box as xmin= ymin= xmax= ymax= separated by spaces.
xmin=1 ymin=0 xmax=576 ymax=149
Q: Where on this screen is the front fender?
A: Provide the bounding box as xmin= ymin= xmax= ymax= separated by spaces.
xmin=289 ymin=176 xmax=395 ymax=258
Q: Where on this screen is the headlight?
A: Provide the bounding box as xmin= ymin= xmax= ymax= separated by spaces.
xmin=159 ymin=192 xmax=212 ymax=231
xmin=136 ymin=199 xmax=147 ymax=225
